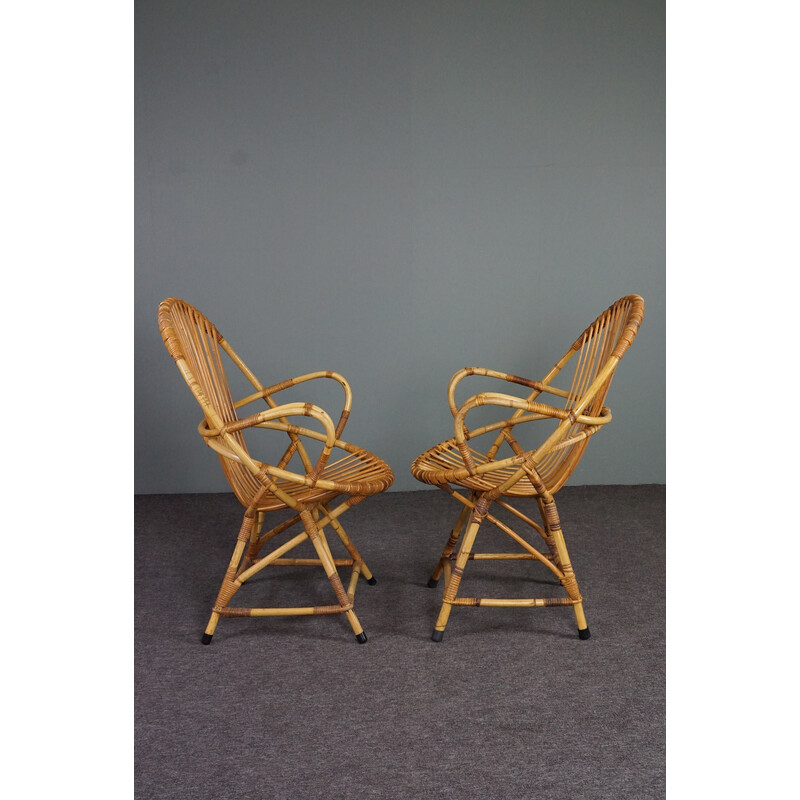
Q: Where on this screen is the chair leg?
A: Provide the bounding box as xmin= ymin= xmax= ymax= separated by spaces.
xmin=427 ymin=503 xmax=471 ymax=588
xmin=540 ymin=497 xmax=590 ymax=640
xmin=301 ymin=509 xmax=368 ymax=643
xmin=432 ymin=500 xmax=488 ymax=642
xmin=236 ymin=511 xmax=265 ymax=576
xmin=536 ymin=497 xmax=561 ymax=566
xmin=323 ymin=502 xmax=377 ymax=585
xmin=202 ymin=509 xmax=256 ymax=644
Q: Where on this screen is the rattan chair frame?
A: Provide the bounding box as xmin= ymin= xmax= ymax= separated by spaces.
xmin=410 ymin=295 xmax=644 ymax=642
xmin=158 ymin=298 xmax=394 ymax=645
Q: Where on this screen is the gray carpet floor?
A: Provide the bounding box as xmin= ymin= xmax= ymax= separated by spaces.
xmin=135 ymin=485 xmax=665 ymax=799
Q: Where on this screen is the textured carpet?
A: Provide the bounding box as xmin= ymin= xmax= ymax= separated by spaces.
xmin=135 ymin=486 xmax=665 ymax=799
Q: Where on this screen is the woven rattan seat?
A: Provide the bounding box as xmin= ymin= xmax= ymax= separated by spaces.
xmin=412 ymin=441 xmax=542 ymax=496
xmin=159 ymin=297 xmax=394 ymax=645
xmin=410 ymin=295 xmax=644 ymax=642
xmin=231 ymin=450 xmax=394 ymax=511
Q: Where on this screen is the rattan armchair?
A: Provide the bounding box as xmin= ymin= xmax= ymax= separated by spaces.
xmin=411 ymin=295 xmax=644 ymax=641
xmin=158 ymin=298 xmax=394 ymax=644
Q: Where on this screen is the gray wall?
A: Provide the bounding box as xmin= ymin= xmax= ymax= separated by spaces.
xmin=135 ymin=0 xmax=664 ymax=494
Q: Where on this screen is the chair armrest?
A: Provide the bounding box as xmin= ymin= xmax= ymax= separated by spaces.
xmin=234 ymin=371 xmax=353 ymax=438
xmin=199 ymin=401 xmax=338 ymax=485
xmin=453 ymin=391 xmax=611 ymax=474
xmin=448 ymin=367 xmax=576 ymax=418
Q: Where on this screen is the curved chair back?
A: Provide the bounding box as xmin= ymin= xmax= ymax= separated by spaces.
xmin=536 ymin=294 xmax=644 ymax=491
xmin=158 ymin=297 xmax=258 ymax=503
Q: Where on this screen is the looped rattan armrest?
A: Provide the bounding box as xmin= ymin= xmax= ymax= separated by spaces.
xmin=199 ymin=401 xmax=338 ymax=486
xmin=234 ymin=371 xmax=353 ymax=438
xmin=453 ymin=391 xmax=611 ymax=475
xmin=448 ymin=367 xmax=575 ymax=418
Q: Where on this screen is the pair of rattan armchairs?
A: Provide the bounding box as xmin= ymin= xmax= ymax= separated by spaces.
xmin=158 ymin=294 xmax=644 ymax=645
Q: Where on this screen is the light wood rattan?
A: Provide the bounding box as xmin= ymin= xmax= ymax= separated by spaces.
xmin=158 ymin=298 xmax=394 ymax=644
xmin=410 ymin=295 xmax=644 ymax=641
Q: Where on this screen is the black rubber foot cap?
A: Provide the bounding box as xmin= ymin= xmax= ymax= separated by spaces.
xmin=201 ymin=633 xmax=213 ymax=645
xmin=431 ymin=629 xmax=444 ymax=642
xmin=356 ymin=632 xmax=368 ymax=644
xmin=578 ymin=628 xmax=591 ymax=640
xmin=427 ymin=578 xmax=440 ymax=588
xmin=366 ymin=576 xmax=377 ymax=585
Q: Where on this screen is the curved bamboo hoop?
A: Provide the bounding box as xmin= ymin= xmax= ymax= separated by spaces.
xmin=234 ymin=370 xmax=353 ymax=439
xmin=452 ymin=391 xmax=611 ymax=477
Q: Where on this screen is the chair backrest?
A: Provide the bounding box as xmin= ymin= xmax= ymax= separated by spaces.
xmin=158 ymin=298 xmax=259 ymax=503
xmin=535 ymin=294 xmax=644 ymax=492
